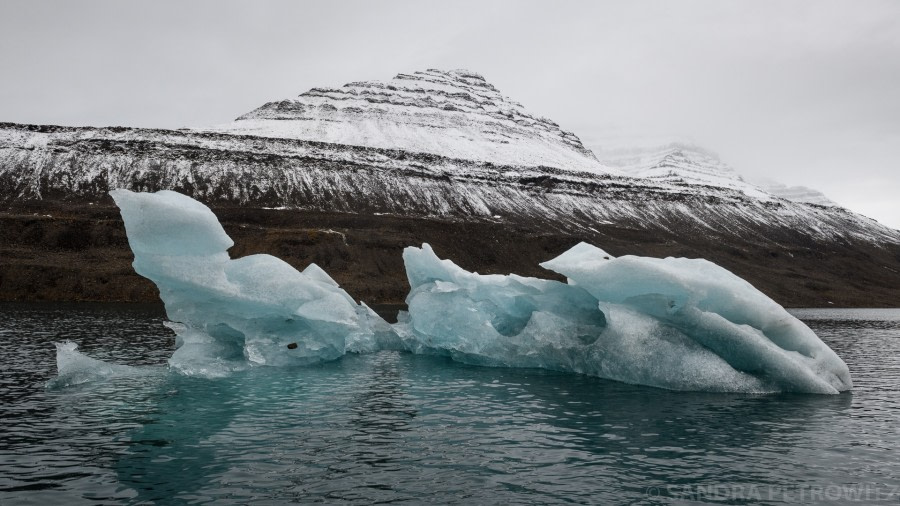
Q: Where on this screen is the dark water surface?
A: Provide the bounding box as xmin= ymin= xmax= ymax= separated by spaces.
xmin=1 ymin=304 xmax=899 ymax=505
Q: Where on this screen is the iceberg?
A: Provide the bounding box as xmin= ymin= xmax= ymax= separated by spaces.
xmin=401 ymin=243 xmax=852 ymax=394
xmin=48 ymin=341 xmax=158 ymax=388
xmin=93 ymin=189 xmax=850 ymax=394
xmin=109 ymin=189 xmax=394 ymax=375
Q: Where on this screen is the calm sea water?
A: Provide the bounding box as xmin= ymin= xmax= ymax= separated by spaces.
xmin=1 ymin=304 xmax=899 ymax=505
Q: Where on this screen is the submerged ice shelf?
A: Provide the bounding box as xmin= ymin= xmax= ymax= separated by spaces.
xmin=55 ymin=190 xmax=852 ymax=394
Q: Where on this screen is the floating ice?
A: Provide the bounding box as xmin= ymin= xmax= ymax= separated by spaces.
xmin=402 ymin=243 xmax=852 ymax=394
xmin=82 ymin=189 xmax=850 ymax=394
xmin=48 ymin=341 xmax=156 ymax=388
xmin=542 ymin=243 xmax=853 ymax=393
xmin=109 ymin=189 xmax=395 ymax=375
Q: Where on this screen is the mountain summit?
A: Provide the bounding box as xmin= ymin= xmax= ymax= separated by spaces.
xmin=208 ymin=69 xmax=607 ymax=174
xmin=1 ymin=67 xmax=899 ymax=306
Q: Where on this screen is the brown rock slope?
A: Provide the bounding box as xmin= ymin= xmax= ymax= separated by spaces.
xmin=2 ymin=198 xmax=898 ymax=307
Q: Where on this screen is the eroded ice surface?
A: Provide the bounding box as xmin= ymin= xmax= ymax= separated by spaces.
xmin=56 ymin=190 xmax=851 ymax=394
xmin=108 ymin=189 xmax=394 ymax=376
xmin=402 ymin=243 xmax=852 ymax=394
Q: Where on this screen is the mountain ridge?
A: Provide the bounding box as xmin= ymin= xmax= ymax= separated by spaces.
xmin=2 ymin=120 xmax=896 ymax=243
xmin=208 ymin=68 xmax=606 ymax=174
xmin=1 ymin=68 xmax=899 ymax=306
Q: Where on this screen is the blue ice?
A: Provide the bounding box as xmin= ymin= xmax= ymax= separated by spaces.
xmin=54 ymin=190 xmax=852 ymax=394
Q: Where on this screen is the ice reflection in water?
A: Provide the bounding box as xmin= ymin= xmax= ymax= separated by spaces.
xmin=0 ymin=304 xmax=899 ymax=504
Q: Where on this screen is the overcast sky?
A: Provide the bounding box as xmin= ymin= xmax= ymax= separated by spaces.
xmin=1 ymin=0 xmax=898 ymax=228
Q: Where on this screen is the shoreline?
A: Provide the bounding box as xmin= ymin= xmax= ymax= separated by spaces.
xmin=3 ymin=203 xmax=900 ymax=308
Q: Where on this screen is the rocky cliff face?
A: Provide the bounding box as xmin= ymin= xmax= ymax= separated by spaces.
xmin=0 ymin=69 xmax=898 ymax=306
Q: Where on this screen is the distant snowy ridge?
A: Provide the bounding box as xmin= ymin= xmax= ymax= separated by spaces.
xmin=752 ymin=178 xmax=839 ymax=207
xmin=0 ymin=67 xmax=897 ymax=246
xmin=596 ymin=141 xmax=771 ymax=200
xmin=205 ymin=69 xmax=610 ymax=175
xmin=594 ymin=139 xmax=841 ymax=208
xmin=1 ymin=123 xmax=898 ymax=245
xmin=209 ymin=68 xmax=846 ymax=210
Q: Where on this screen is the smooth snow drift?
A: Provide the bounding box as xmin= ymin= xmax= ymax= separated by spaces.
xmin=55 ymin=190 xmax=851 ymax=394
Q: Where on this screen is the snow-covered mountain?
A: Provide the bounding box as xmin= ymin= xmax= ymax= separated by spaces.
xmin=752 ymin=178 xmax=838 ymax=207
xmin=0 ymin=68 xmax=896 ymax=246
xmin=594 ymin=141 xmax=772 ymax=200
xmin=206 ymin=69 xmax=607 ymax=175
xmin=592 ymin=139 xmax=841 ymax=208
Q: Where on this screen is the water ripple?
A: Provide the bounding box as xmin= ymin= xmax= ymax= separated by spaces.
xmin=1 ymin=304 xmax=899 ymax=504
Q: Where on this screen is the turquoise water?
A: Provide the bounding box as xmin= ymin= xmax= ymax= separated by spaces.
xmin=1 ymin=304 xmax=899 ymax=504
